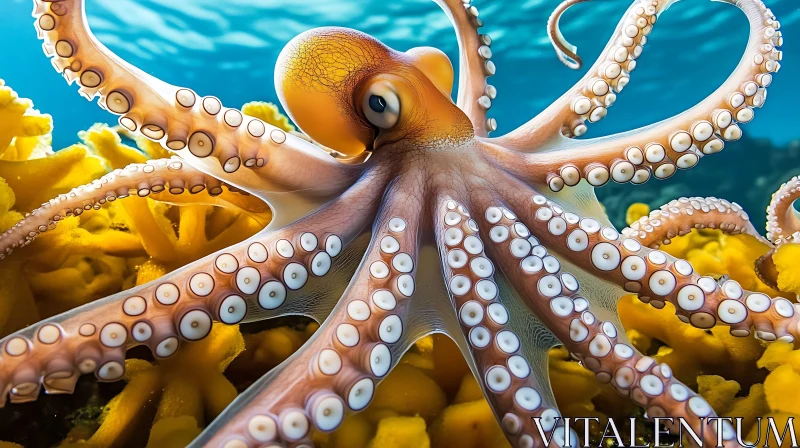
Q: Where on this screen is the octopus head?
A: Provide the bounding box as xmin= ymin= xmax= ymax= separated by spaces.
xmin=275 ymin=27 xmax=473 ymax=156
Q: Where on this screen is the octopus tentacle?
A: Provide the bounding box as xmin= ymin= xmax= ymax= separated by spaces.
xmin=746 ymin=175 xmax=800 ymax=291
xmin=621 ymin=196 xmax=770 ymax=249
xmin=504 ymin=0 xmax=675 ymax=144
xmin=766 ymin=176 xmax=800 ymax=245
xmin=754 ymin=249 xmax=780 ymax=291
xmin=486 ymin=0 xmax=781 ymax=192
xmin=435 ymin=195 xmax=574 ymax=448
xmin=433 ymin=0 xmax=498 ymax=136
xmin=547 ymin=0 xmax=588 ymax=71
xmin=0 ymin=158 xmax=248 ymax=258
xmin=31 ymin=0 xmax=362 ymax=202
xmin=198 ymin=172 xmax=425 ymax=447
xmin=0 ymin=166 xmax=388 ymax=407
xmin=469 ymin=192 xmax=734 ymax=447
xmin=497 ymin=180 xmax=800 ymax=344
xmin=754 ymin=177 xmax=800 ymax=290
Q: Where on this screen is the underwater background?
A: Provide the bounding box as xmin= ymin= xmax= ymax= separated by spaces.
xmin=2 ymin=0 xmax=799 ymax=229
xmin=1 ymin=0 xmax=800 ymax=447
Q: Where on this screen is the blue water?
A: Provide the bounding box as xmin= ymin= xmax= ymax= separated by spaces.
xmin=0 ymin=0 xmax=798 ymax=227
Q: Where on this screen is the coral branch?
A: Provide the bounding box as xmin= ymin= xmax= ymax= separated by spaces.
xmin=486 ymin=0 xmax=782 ymax=192
xmin=434 ymin=195 xmax=572 ymax=447
xmin=0 ymin=158 xmax=247 ymax=258
xmin=433 ymin=0 xmax=498 ymax=136
xmin=622 ymin=196 xmax=770 ymax=249
xmin=0 ymin=166 xmax=388 ymax=407
xmin=198 ymin=171 xmax=425 ymax=447
xmin=32 ymin=0 xmax=361 ymax=199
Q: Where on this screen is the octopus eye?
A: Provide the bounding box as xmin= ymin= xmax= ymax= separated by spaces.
xmin=369 ymin=95 xmax=386 ymax=113
xmin=362 ymin=81 xmax=400 ymax=130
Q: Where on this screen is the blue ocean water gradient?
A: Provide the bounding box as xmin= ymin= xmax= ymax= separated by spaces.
xmin=1 ymin=0 xmax=797 ymax=150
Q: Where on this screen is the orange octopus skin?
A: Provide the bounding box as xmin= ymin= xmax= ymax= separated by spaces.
xmin=0 ymin=0 xmax=789 ymax=446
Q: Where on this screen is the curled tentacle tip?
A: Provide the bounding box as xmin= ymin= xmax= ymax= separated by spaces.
xmin=549 ymin=27 xmax=583 ymax=71
xmin=555 ymin=48 xmax=583 ymax=71
xmin=548 ymin=0 xmax=590 ymax=70
xmin=755 ymin=250 xmax=779 ymax=290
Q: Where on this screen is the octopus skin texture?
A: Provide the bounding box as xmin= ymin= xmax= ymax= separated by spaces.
xmin=0 ymin=0 xmax=789 ymax=446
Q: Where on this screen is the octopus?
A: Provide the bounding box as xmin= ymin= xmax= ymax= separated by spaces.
xmin=0 ymin=0 xmax=788 ymax=446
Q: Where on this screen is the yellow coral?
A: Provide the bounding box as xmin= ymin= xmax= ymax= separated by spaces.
xmin=728 ymin=343 xmax=800 ymax=445
xmin=625 ymin=202 xmax=650 ymax=226
xmin=67 ymin=359 xmax=162 ymax=446
xmin=123 ymin=199 xmax=266 ymax=273
xmin=746 ymin=412 xmax=800 ymax=447
xmin=697 ymin=375 xmax=741 ymax=412
xmin=0 ymin=144 xmax=106 ymax=212
xmin=773 ymin=243 xmax=800 ymax=295
xmin=69 ymin=123 xmax=270 ymax=275
xmin=63 ymin=325 xmax=244 ymax=447
xmin=548 ymin=347 xmax=606 ymax=418
xmin=620 ymin=203 xmax=780 ymax=301
xmin=726 ymin=383 xmax=769 ymax=432
xmin=321 ymin=414 xmax=373 ymax=448
xmin=7 ymin=79 xmax=798 ymax=448
xmin=452 ymin=373 xmax=483 ymax=404
xmin=429 ymin=374 xmax=511 ymax=448
xmin=369 ymin=364 xmax=447 ymax=423
xmin=0 ymin=83 xmax=151 ymax=333
xmin=0 ymin=178 xmax=21 ymax=234
xmin=398 ymin=335 xmax=436 ymax=371
xmin=146 ymin=416 xmax=203 ymax=448
xmin=0 ymin=80 xmax=315 ymax=447
xmin=619 ymin=294 xmax=765 ymax=384
xmin=368 ymin=416 xmax=430 ymax=448
xmin=241 ymin=101 xmax=295 ymax=133
xmin=665 ymin=232 xmax=778 ymax=296
xmin=228 ymin=323 xmax=318 ymax=376
xmin=429 ymin=399 xmax=510 ymax=448
xmin=0 ymin=79 xmax=52 ymax=160
xmin=428 ymin=334 xmax=470 ymax=396
xmin=614 ymin=204 xmax=782 ymax=389
xmin=79 ymin=123 xmax=148 ymax=169
xmin=612 ymin=202 xmax=800 ymax=446
xmin=764 ymin=364 xmax=800 ymax=415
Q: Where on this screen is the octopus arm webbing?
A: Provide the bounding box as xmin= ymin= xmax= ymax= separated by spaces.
xmin=621 ymin=196 xmax=771 ymax=249
xmin=433 ymin=0 xmax=498 ymax=136
xmin=499 ymin=182 xmax=800 ymax=344
xmin=0 ymin=158 xmax=245 ymax=258
xmin=197 ymin=172 xmax=425 ymax=447
xmin=766 ymin=176 xmax=800 ymax=245
xmin=0 ymin=166 xmax=389 ymax=408
xmin=31 ymin=0 xmax=362 ymax=201
xmin=434 ymin=195 xmax=574 ymax=447
xmin=468 ymin=191 xmax=734 ymax=447
xmin=489 ymin=0 xmax=781 ymax=193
